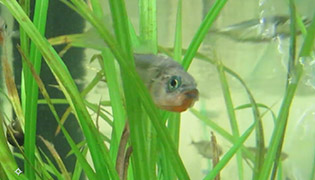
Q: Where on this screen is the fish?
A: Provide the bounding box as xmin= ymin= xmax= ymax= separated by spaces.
xmin=48 ymin=29 xmax=199 ymax=112
xmin=191 ymin=140 xmax=223 ymax=159
xmin=211 ymin=15 xmax=311 ymax=42
xmin=192 ymin=139 xmax=289 ymax=161
xmin=247 ymin=147 xmax=288 ymax=161
xmin=134 ymin=54 xmax=198 ymax=112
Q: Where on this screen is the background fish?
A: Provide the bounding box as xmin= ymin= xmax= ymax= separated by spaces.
xmin=134 ymin=54 xmax=198 ymax=112
xmin=192 ymin=139 xmax=288 ymax=161
xmin=211 ymin=15 xmax=311 ymax=42
xmin=191 ymin=140 xmax=223 ymax=159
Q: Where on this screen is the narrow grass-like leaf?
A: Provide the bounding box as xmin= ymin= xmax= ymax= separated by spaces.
xmin=139 ymin=0 xmax=157 ymax=53
xmin=23 ymin=1 xmax=48 ymax=178
xmin=299 ymin=13 xmax=315 ymax=57
xmin=17 ymin=44 xmax=98 ymax=179
xmin=60 ymin=1 xmax=189 ymax=179
xmin=39 ymin=148 xmax=63 ymax=180
xmin=55 ymin=107 xmax=72 ymax=136
xmin=0 ymin=115 xmax=27 ymax=180
xmin=100 ymin=50 xmax=126 ymax=162
xmin=72 ymin=146 xmax=88 ymax=180
xmin=277 ymin=162 xmax=283 ymax=180
xmin=190 ymin=108 xmax=234 ymax=142
xmin=286 ymin=0 xmax=297 ymax=87
xmin=163 ymin=0 xmax=182 ymax=179
xmin=48 ymin=31 xmax=106 ymax=51
xmin=310 ymin=148 xmax=315 ymax=180
xmin=148 ymin=126 xmax=158 ymax=179
xmin=168 ymin=114 xmax=180 ymax=149
xmin=1 ymin=46 xmax=25 ymax=127
xmin=295 ymin=13 xmax=308 ymax=36
xmin=165 ymin=113 xmax=180 ymax=180
xmin=0 ymin=164 xmax=8 ymax=180
xmin=33 ymin=148 xmax=54 ymax=180
xmin=181 ymin=48 xmax=264 ymax=177
xmin=258 ymin=78 xmax=301 ymax=180
xmin=235 ymin=103 xmax=276 ymax=124
xmin=165 ymin=48 xmax=264 ymax=174
xmin=39 ymin=136 xmax=71 ymax=180
xmin=259 ymin=9 xmax=315 ymax=180
xmin=169 ymin=0 xmax=183 ymax=145
xmin=217 ymin=60 xmax=244 ymax=180
xmin=55 ymin=70 xmax=104 ymax=136
xmin=89 ymin=0 xmax=104 ymax=19
xmin=190 ymin=108 xmax=255 ymax=162
xmin=276 ymin=4 xmax=297 ymax=172
xmin=3 ymin=113 xmax=52 ymax=179
xmin=1 ymin=1 xmax=118 ymax=179
xmin=108 ymin=0 xmax=152 ymax=178
xmin=182 ymin=0 xmax=227 ymax=70
xmin=37 ymin=98 xmax=68 ymax=104
xmin=19 ymin=0 xmax=31 ymax=113
xmin=173 ymin=0 xmax=182 ymax=62
xmin=85 ymin=101 xmax=113 ymax=127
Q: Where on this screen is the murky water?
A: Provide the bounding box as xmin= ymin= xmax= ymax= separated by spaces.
xmin=83 ymin=0 xmax=315 ymax=179
xmin=1 ymin=0 xmax=314 ymax=179
xmin=144 ymin=0 xmax=315 ymax=179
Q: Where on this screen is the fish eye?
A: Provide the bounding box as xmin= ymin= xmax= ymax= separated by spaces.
xmin=2 ymin=24 xmax=7 ymax=30
xmin=168 ymin=76 xmax=181 ymax=91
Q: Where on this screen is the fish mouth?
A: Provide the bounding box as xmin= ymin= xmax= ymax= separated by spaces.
xmin=161 ymin=89 xmax=199 ymax=112
xmin=184 ymin=89 xmax=199 ymax=99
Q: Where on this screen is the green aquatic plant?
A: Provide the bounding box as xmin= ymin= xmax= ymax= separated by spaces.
xmin=0 ymin=0 xmax=225 ymax=179
xmin=0 ymin=0 xmax=314 ymax=180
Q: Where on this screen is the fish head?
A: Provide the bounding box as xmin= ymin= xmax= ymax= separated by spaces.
xmin=149 ymin=65 xmax=199 ymax=112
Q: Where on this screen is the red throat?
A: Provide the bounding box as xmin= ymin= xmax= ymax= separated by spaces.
xmin=162 ymin=89 xmax=199 ymax=112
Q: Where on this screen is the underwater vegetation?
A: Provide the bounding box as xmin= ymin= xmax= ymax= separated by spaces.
xmin=0 ymin=0 xmax=314 ymax=180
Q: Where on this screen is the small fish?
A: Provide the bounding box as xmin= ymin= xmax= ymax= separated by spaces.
xmin=192 ymin=140 xmax=289 ymax=161
xmin=211 ymin=15 xmax=311 ymax=42
xmin=134 ymin=54 xmax=198 ymax=112
xmin=247 ymin=147 xmax=288 ymax=161
xmin=191 ymin=140 xmax=223 ymax=159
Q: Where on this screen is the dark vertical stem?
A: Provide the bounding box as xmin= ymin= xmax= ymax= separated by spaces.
xmin=211 ymin=132 xmax=220 ymax=180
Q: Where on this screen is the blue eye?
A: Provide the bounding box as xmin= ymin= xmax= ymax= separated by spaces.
xmin=168 ymin=76 xmax=181 ymax=90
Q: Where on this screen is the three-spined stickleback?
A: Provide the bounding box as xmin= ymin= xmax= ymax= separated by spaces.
xmin=134 ymin=54 xmax=198 ymax=112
